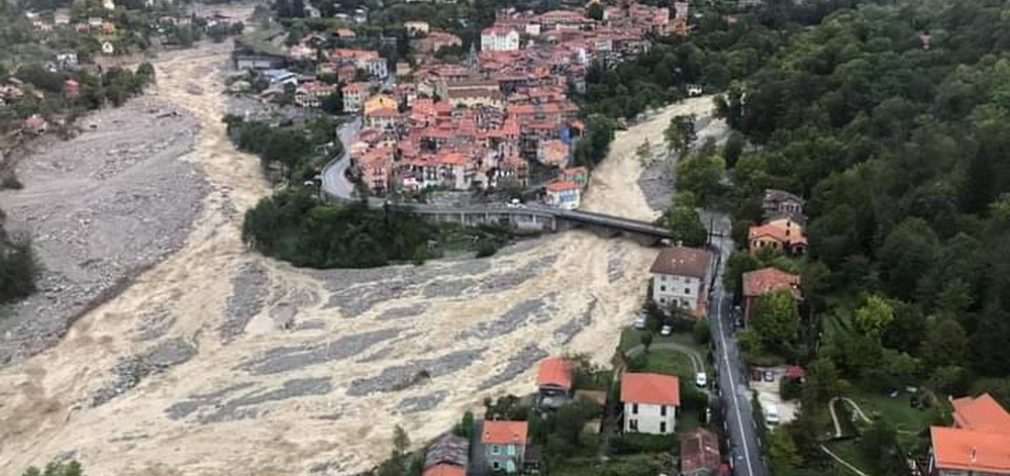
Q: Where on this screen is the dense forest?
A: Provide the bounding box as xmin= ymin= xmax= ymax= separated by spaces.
xmin=721 ymin=0 xmax=1010 ymax=385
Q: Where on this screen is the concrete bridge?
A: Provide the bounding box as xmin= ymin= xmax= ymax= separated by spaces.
xmin=383 ymin=203 xmax=673 ymax=243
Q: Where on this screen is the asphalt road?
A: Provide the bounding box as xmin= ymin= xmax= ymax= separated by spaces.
xmin=707 ymin=214 xmax=769 ymax=476
xmin=320 ymin=117 xmax=361 ymax=200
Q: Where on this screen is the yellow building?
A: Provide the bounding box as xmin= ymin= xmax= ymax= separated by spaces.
xmin=363 ymin=94 xmax=398 ymax=116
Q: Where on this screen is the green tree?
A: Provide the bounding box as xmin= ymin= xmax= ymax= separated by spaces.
xmin=136 ymin=62 xmax=155 ymax=85
xmin=768 ymin=429 xmax=802 ymax=476
xmin=751 ymin=290 xmax=800 ymax=355
xmin=723 ymin=131 xmax=745 ymax=168
xmin=664 ymin=114 xmax=696 ymax=154
xmin=854 ymin=294 xmax=894 ymax=340
xmin=587 ymin=1 xmax=604 ymax=21
xmin=923 ymin=319 xmax=969 ymax=369
xmin=666 ymin=206 xmax=708 ymax=246
xmin=677 ymin=153 xmax=726 ymax=203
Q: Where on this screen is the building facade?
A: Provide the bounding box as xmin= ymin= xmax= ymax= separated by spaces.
xmin=481 ymin=27 xmax=520 ymax=51
xmin=649 ymin=246 xmax=711 ymax=316
xmin=622 ymin=373 xmax=680 ymax=435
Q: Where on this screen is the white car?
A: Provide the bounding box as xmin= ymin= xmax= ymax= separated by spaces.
xmin=695 ymin=372 xmax=707 ymax=388
xmin=660 ymin=325 xmax=672 ymax=336
xmin=633 ymin=317 xmax=647 ymax=330
xmin=765 ymin=405 xmax=780 ymax=427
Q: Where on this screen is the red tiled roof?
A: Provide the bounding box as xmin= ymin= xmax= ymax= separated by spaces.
xmin=423 ymin=464 xmax=465 ymax=476
xmin=536 ymin=357 xmax=573 ymax=390
xmin=748 ymin=222 xmax=807 ymax=245
xmin=952 ymin=394 xmax=1010 ymax=435
xmin=621 ymin=372 xmax=680 ymax=406
xmin=742 ymin=267 xmax=801 ymax=298
xmin=482 ymin=421 xmax=528 ymax=445
xmin=545 ymin=180 xmax=578 ymax=192
xmin=931 ymin=426 xmax=1010 ymax=474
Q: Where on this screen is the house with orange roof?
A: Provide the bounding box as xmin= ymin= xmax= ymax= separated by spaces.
xmin=928 ymin=393 xmax=1010 ymax=476
xmin=355 ymin=147 xmax=394 ymax=194
xmin=482 ymin=420 xmax=528 ymax=473
xmin=748 ymin=217 xmax=807 ymax=256
xmin=650 ymin=246 xmax=712 ymax=317
xmin=741 ymin=267 xmax=801 ymax=322
xmin=365 ymin=107 xmax=400 ymax=130
xmin=545 ymin=180 xmax=580 ymax=210
xmin=621 ymin=372 xmax=680 ymax=435
xmin=951 ymin=393 xmax=1010 ymax=434
xmin=536 ymin=357 xmax=573 ymax=408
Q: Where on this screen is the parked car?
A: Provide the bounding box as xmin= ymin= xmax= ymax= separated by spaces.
xmin=695 ymin=372 xmax=708 ymax=388
xmin=765 ymin=405 xmax=780 ymax=427
xmin=633 ymin=316 xmax=647 ymax=330
xmin=763 ymin=370 xmax=775 ymax=382
xmin=660 ymin=324 xmax=672 ymax=336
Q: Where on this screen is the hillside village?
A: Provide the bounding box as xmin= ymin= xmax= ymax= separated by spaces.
xmin=229 ymin=0 xmax=692 ymax=206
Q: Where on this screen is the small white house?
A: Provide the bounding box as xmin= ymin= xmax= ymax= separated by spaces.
xmin=101 ymin=41 xmax=115 ymax=55
xmin=544 ymin=180 xmax=580 ymax=210
xmin=622 ymin=373 xmax=680 ymax=435
xmin=649 ymin=246 xmax=711 ymax=316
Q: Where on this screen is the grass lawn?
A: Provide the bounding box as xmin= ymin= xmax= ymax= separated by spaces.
xmin=824 ymin=439 xmax=873 ymax=475
xmin=551 ymin=453 xmax=670 ymax=476
xmin=636 ymin=349 xmax=695 ymax=378
xmin=619 ymin=328 xmax=709 ymax=355
xmin=677 ymin=408 xmax=701 ymax=433
xmin=850 ymin=391 xmax=935 ymax=447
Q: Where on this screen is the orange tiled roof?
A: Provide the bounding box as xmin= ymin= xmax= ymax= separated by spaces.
xmin=952 ymin=394 xmax=1010 ymax=435
xmin=536 ymin=357 xmax=573 ymax=390
xmin=423 ymin=464 xmax=465 ymax=476
xmin=742 ymin=267 xmax=801 ymax=298
xmin=748 ymin=223 xmax=808 ymax=245
xmin=931 ymin=426 xmax=1010 ymax=474
xmin=546 ymin=180 xmax=578 ymax=192
xmin=621 ymin=372 xmax=680 ymax=406
xmin=482 ymin=421 xmax=528 ymax=445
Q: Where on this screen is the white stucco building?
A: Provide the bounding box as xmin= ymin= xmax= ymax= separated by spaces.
xmin=480 ymin=26 xmax=520 ymax=51
xmin=622 ymin=373 xmax=680 ymax=435
xmin=649 ymin=246 xmax=711 ymax=317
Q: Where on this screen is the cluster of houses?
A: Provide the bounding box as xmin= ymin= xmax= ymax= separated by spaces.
xmin=424 ymin=355 xmax=725 ymax=475
xmin=26 ymin=1 xmax=242 ymax=58
xmin=319 ymin=1 xmax=684 ymax=202
xmin=748 ymin=189 xmax=808 ymax=256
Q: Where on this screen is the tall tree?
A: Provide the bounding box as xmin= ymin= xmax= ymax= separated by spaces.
xmin=751 ymin=290 xmax=800 ymax=354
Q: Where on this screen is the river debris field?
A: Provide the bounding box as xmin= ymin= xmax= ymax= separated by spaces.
xmin=0 ymin=32 xmax=721 ymax=476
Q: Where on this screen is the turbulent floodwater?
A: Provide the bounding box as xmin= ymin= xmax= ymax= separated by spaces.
xmin=0 ymin=36 xmax=718 ymax=475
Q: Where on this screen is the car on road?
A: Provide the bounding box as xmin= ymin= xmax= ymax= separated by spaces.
xmin=763 ymin=370 xmax=775 ymax=382
xmin=633 ymin=316 xmax=647 ymax=330
xmin=660 ymin=324 xmax=672 ymax=336
xmin=507 ymin=198 xmax=523 ymax=208
xmin=695 ymin=372 xmax=707 ymax=388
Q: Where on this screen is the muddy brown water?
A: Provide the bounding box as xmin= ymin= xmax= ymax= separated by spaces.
xmin=0 ymin=36 xmax=718 ymax=475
